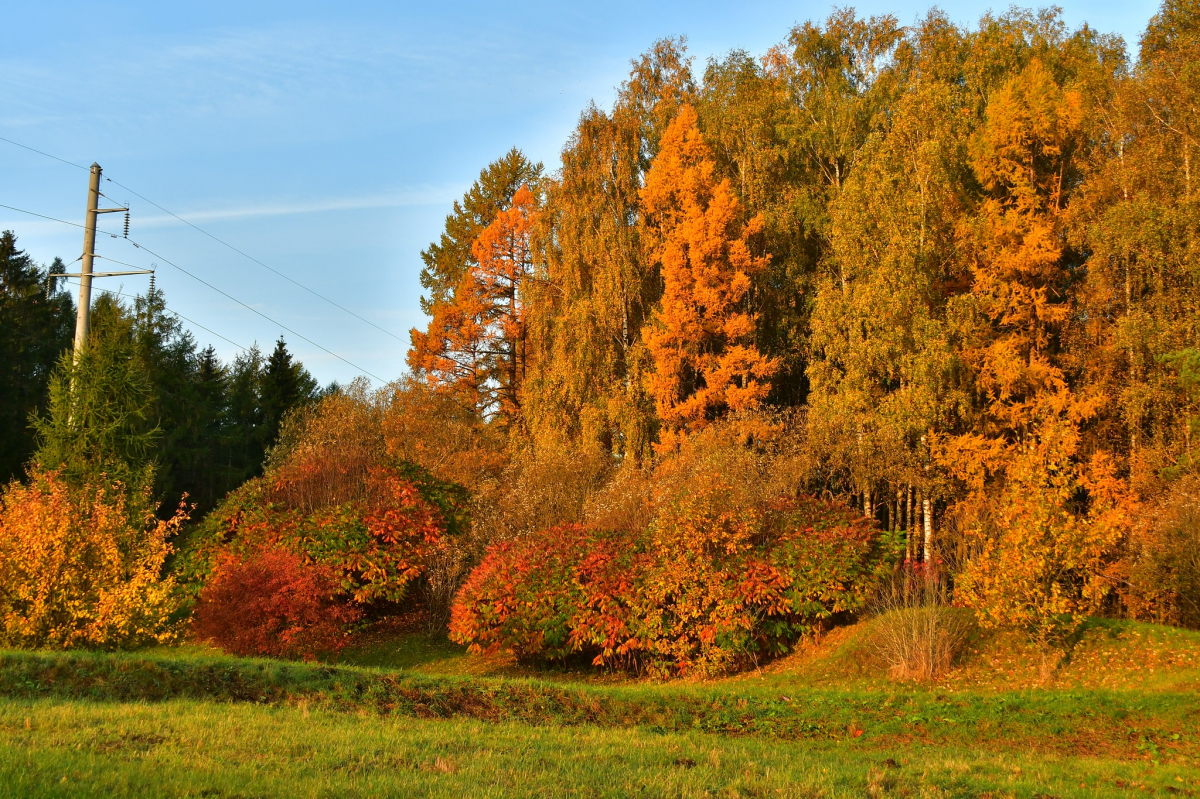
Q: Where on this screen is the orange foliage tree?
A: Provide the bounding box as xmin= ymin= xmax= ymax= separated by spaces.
xmin=963 ymin=58 xmax=1086 ymax=435
xmin=944 ymin=58 xmax=1134 ymax=644
xmin=407 ymin=273 xmax=492 ymax=416
xmin=408 ymin=186 xmax=537 ymax=424
xmin=639 ymin=104 xmax=776 ymax=444
xmin=0 ymin=469 xmax=185 ymax=649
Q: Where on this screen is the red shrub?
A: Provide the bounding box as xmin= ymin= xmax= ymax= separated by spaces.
xmin=191 ymin=548 xmax=362 ymax=660
xmin=178 ymin=465 xmax=443 ymax=607
xmin=450 ymin=495 xmax=899 ymax=677
xmin=449 ymin=524 xmax=647 ymax=664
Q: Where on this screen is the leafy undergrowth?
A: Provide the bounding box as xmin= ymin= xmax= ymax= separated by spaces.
xmin=3 ymin=697 xmax=1198 ymax=798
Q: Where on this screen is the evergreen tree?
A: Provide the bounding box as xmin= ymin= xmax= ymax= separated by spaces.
xmin=0 ymin=233 xmax=74 ymax=482
xmin=260 ymin=336 xmax=318 ymax=453
xmin=32 ymin=294 xmax=157 ymax=488
xmin=132 ymin=281 xmax=203 ymax=510
xmin=223 ymin=345 xmax=266 ymax=485
xmin=418 ymin=148 xmax=543 ymax=314
xmin=190 ymin=346 xmax=231 ymax=510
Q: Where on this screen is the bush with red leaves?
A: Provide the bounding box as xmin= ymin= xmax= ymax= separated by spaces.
xmin=191 ymin=548 xmax=362 ymax=660
xmin=449 ymin=524 xmax=647 ymax=665
xmin=450 ymin=496 xmax=899 ymax=677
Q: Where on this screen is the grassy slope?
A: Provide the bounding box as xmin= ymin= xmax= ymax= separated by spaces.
xmin=4 ymin=699 xmax=1194 ymax=798
xmin=2 ymin=618 xmax=1199 ymax=797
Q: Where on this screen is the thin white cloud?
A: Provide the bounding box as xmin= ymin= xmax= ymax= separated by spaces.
xmin=133 ymin=185 xmax=464 ymax=228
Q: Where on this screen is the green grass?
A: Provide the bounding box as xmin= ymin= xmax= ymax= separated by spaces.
xmin=4 ymin=697 xmax=1198 ymax=798
xmin=3 ymin=618 xmax=1199 ymax=797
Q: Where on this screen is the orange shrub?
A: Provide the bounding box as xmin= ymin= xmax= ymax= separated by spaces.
xmin=383 ymin=377 xmax=507 ymax=491
xmin=0 ymin=470 xmax=185 ymax=649
xmin=954 ymin=430 xmax=1135 ymax=649
xmin=267 ymin=380 xmax=386 ymax=513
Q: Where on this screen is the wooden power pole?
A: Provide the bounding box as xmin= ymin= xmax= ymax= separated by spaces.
xmin=73 ymin=163 xmax=102 ymax=356
xmin=51 ymin=162 xmax=149 ymax=360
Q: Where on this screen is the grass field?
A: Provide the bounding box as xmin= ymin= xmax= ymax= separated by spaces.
xmin=2 ymin=618 xmax=1199 ymax=797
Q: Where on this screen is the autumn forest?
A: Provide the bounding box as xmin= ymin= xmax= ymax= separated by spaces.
xmin=3 ymin=2 xmax=1200 ymax=795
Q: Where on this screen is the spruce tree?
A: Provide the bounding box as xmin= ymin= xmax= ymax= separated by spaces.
xmin=260 ymin=337 xmax=318 ymax=454
xmin=0 ymin=233 xmax=74 ymax=482
xmin=222 ymin=345 xmax=266 ymax=486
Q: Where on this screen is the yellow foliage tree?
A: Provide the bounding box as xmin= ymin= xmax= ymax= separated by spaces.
xmin=953 ymin=421 xmax=1135 ymax=648
xmin=0 ymin=470 xmax=184 ymax=649
xmin=640 ymin=104 xmax=776 ymax=445
xmin=946 ymin=58 xmax=1134 ymax=646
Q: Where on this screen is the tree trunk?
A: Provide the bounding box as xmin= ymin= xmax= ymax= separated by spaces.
xmin=906 ymin=485 xmax=914 ymax=561
xmin=923 ymin=497 xmax=934 ymax=564
xmin=915 ymin=487 xmax=924 ymax=562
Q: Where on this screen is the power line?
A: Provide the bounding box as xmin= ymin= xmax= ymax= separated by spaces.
xmin=96 ymin=254 xmax=155 ymax=271
xmin=0 ymin=199 xmax=386 ymax=384
xmin=0 ymin=133 xmax=409 ymax=345
xmin=102 ymin=174 xmax=409 ymax=344
xmin=58 ymin=277 xmax=250 ymax=353
xmin=0 ymin=202 xmax=117 ymax=235
xmin=126 ymin=239 xmax=388 ymax=383
xmin=0 ymin=135 xmax=88 ymax=171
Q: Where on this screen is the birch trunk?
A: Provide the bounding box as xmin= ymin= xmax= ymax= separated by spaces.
xmin=923 ymin=497 xmax=934 ymax=564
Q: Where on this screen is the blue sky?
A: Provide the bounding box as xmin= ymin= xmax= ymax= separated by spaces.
xmin=1 ymin=0 xmax=1160 ymax=387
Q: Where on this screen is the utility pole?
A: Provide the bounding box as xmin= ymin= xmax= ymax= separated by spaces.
xmin=51 ymin=163 xmax=148 ymax=361
xmin=74 ymin=163 xmax=102 ymax=358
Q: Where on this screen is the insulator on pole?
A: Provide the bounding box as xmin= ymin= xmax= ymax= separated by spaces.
xmin=124 ymin=210 xmax=130 ymax=238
